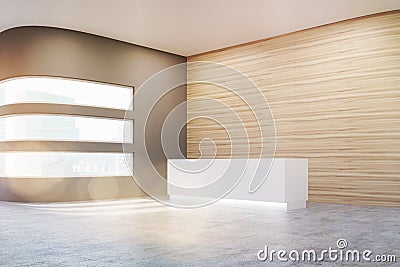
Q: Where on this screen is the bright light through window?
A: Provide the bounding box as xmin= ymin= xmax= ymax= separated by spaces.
xmin=0 ymin=77 xmax=133 ymax=110
xmin=0 ymin=115 xmax=133 ymax=143
xmin=0 ymin=152 xmax=133 ymax=178
xmin=0 ymin=76 xmax=134 ymax=179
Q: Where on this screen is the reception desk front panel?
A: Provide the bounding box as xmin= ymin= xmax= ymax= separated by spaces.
xmin=168 ymin=158 xmax=308 ymax=210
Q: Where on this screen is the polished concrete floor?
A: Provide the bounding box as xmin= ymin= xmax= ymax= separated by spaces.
xmin=0 ymin=198 xmax=398 ymax=266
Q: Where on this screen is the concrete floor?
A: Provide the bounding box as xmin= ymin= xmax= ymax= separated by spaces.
xmin=0 ymin=198 xmax=398 ymax=266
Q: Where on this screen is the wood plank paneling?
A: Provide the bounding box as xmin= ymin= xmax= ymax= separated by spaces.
xmin=187 ymin=11 xmax=400 ymax=206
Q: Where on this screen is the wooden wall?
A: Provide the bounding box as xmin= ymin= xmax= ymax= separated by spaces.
xmin=187 ymin=11 xmax=400 ymax=206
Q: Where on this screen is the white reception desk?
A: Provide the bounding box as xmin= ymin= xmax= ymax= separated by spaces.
xmin=167 ymin=158 xmax=308 ymax=210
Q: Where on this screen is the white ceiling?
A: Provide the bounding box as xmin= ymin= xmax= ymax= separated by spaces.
xmin=0 ymin=0 xmax=399 ymax=56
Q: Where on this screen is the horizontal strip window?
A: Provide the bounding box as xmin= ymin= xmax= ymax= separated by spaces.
xmin=0 ymin=115 xmax=133 ymax=143
xmin=0 ymin=77 xmax=135 ymax=181
xmin=0 ymin=103 xmax=134 ymax=120
xmin=0 ymin=141 xmax=134 ymax=153
xmin=0 ymin=77 xmax=133 ymax=110
xmin=0 ymin=152 xmax=133 ymax=178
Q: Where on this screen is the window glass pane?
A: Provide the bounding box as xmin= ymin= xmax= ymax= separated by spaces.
xmin=0 ymin=152 xmax=133 ymax=178
xmin=0 ymin=77 xmax=133 ymax=110
xmin=0 ymin=115 xmax=133 ymax=143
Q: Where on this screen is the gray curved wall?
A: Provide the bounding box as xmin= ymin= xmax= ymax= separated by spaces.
xmin=0 ymin=26 xmax=187 ymax=202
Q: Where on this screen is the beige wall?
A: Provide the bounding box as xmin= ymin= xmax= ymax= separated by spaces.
xmin=0 ymin=26 xmax=187 ymax=202
xmin=187 ymin=11 xmax=400 ymax=206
